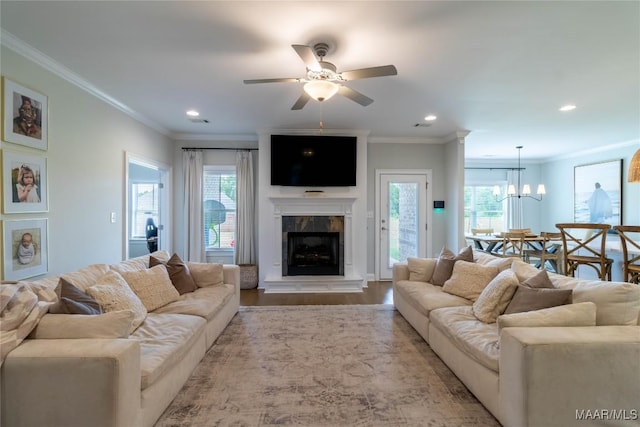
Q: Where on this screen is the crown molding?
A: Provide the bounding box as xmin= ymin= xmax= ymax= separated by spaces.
xmin=552 ymin=139 xmax=640 ymax=162
xmin=1 ymin=29 xmax=170 ymax=136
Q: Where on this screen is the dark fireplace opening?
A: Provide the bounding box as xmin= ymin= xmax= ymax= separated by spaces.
xmin=287 ymin=232 xmax=340 ymax=276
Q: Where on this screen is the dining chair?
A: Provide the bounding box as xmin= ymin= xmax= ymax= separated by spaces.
xmin=613 ymin=225 xmax=640 ymax=284
xmin=471 ymin=228 xmax=494 ymax=235
xmin=495 ymin=232 xmax=526 ymax=259
xmin=509 ymin=228 xmax=532 ymax=235
xmin=555 ymin=223 xmax=614 ymax=281
xmin=523 ymin=231 xmax=563 ymax=273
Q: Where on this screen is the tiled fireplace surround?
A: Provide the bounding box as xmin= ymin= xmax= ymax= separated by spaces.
xmin=263 ymin=197 xmax=364 ymax=293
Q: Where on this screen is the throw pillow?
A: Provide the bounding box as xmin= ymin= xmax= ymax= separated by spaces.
xmin=431 ymin=246 xmax=474 ymax=286
xmin=572 ymin=281 xmax=640 ymax=326
xmin=497 ymin=302 xmax=597 ymax=332
xmin=442 ymin=260 xmax=500 ymax=301
xmin=87 ymin=271 xmax=147 ymax=333
xmin=187 ymin=261 xmax=225 ymax=287
xmin=120 ymin=264 xmax=180 ymax=312
xmin=521 ymin=269 xmax=554 ymax=289
xmin=503 ymin=285 xmax=572 ymax=314
xmin=511 ymin=259 xmax=543 ymax=283
xmin=407 ymin=257 xmax=437 ymax=282
xmin=472 ymin=269 xmax=519 ymax=323
xmin=48 ymin=278 xmax=102 ymax=315
xmin=29 ymin=310 xmax=135 ymax=339
xmin=149 ymin=253 xmax=197 ymax=294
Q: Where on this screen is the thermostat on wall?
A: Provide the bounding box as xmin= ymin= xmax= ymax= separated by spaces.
xmin=433 ymin=201 xmax=445 ymax=209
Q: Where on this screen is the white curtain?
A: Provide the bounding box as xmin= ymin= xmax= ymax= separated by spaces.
xmin=183 ymin=150 xmax=205 ymax=262
xmin=506 ymin=169 xmax=523 ymax=229
xmin=235 ymin=151 xmax=255 ymax=264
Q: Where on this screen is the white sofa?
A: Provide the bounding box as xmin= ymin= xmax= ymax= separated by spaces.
xmin=1 ymin=250 xmax=240 ymax=427
xmin=393 ymin=249 xmax=640 ymax=427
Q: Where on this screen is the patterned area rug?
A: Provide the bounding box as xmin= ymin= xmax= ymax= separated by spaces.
xmin=155 ymin=305 xmax=500 ymax=426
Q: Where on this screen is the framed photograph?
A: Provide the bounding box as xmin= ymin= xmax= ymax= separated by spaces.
xmin=2 ymin=219 xmax=48 ymax=281
xmin=2 ymin=150 xmax=48 ymax=213
xmin=574 ymin=159 xmax=622 ymax=226
xmin=2 ymin=77 xmax=48 ymax=150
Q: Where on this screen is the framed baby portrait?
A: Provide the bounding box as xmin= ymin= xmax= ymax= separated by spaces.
xmin=2 ymin=149 xmax=48 ymax=213
xmin=2 ymin=218 xmax=48 ymax=281
xmin=2 ymin=77 xmax=48 ymax=150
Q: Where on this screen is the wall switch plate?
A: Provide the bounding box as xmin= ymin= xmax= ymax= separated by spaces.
xmin=110 ymin=212 xmax=117 ymax=223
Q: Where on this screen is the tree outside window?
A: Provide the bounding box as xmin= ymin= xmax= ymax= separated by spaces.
xmin=204 ymin=169 xmax=236 ymax=250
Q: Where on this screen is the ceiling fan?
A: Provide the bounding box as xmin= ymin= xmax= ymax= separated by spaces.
xmin=243 ymin=43 xmax=397 ymax=110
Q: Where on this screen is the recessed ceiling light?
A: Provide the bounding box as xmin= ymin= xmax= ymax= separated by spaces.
xmin=186 ymin=110 xmax=200 ymax=117
xmin=424 ymin=114 xmax=437 ymax=121
xmin=559 ymin=104 xmax=576 ymax=112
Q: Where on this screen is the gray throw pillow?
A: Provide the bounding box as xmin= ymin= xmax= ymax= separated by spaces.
xmin=521 ymin=269 xmax=554 ymax=289
xmin=503 ymin=285 xmax=572 ymax=314
xmin=150 ymin=253 xmax=197 ymax=295
xmin=431 ymin=246 xmax=473 ymax=286
xmin=48 ymin=278 xmax=102 ymax=315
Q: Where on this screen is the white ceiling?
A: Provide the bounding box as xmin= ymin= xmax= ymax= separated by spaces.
xmin=1 ymin=1 xmax=638 ymax=160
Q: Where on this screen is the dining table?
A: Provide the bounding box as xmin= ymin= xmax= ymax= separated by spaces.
xmin=465 ymin=232 xmax=563 ymax=272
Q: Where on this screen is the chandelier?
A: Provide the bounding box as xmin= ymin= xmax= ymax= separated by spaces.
xmin=493 ymin=146 xmax=546 ymax=201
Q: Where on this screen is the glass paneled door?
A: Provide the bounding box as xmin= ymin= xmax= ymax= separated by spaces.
xmin=378 ymin=173 xmax=429 ymax=280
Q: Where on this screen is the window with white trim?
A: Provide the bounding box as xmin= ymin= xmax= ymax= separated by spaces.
xmin=203 ymin=166 xmax=236 ymax=251
xmin=464 ymin=182 xmax=506 ymax=232
xmin=130 ymin=182 xmax=160 ymax=239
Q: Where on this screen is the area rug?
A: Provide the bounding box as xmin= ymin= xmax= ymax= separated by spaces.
xmin=155 ymin=305 xmax=500 ymax=426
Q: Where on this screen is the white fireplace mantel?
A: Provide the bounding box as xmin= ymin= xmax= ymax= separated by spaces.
xmin=264 ymin=196 xmax=364 ymax=293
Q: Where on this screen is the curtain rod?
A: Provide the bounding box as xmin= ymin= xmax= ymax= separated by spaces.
xmin=182 ymin=147 xmax=258 ymax=151
xmin=465 ymin=167 xmax=526 ymax=171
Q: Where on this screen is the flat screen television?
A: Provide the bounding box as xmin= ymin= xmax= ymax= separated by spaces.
xmin=271 ymin=135 xmax=357 ymax=187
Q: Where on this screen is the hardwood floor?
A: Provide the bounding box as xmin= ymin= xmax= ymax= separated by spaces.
xmin=240 ymin=281 xmax=394 ymax=306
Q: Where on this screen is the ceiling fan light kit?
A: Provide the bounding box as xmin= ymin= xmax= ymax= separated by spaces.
xmin=244 ymin=42 xmax=397 ymax=110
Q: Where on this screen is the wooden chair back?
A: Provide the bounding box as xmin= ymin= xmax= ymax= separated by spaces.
xmin=555 ymin=223 xmax=613 ymax=280
xmin=497 ymin=231 xmax=526 ymax=259
xmin=523 ymin=232 xmax=563 ymax=273
xmin=613 ymin=225 xmax=640 ymax=284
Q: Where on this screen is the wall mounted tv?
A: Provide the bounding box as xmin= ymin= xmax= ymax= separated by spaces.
xmin=271 ymin=134 xmax=357 ymax=187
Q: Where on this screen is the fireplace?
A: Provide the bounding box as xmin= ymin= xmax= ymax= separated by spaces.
xmin=287 ymin=232 xmax=340 ymax=276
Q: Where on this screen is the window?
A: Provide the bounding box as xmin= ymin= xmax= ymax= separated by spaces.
xmin=204 ymin=167 xmax=236 ymax=250
xmin=130 ymin=183 xmax=160 ymax=239
xmin=464 ymin=183 xmax=505 ymax=232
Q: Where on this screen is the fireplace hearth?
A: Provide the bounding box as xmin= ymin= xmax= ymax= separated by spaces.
xmin=287 ymin=232 xmax=339 ymax=276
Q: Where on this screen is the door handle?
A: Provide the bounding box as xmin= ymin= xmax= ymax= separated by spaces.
xmin=381 ymin=227 xmax=387 ymax=231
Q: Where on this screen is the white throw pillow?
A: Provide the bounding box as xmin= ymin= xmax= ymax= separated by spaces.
xmin=87 ymin=271 xmax=147 ymax=333
xmin=407 ymin=257 xmax=437 ymax=282
xmin=442 ymin=261 xmax=500 ymax=301
xmin=187 ymin=261 xmax=224 ymax=287
xmin=472 ymin=269 xmax=519 ymax=323
xmin=572 ymin=282 xmax=640 ymax=326
xmin=29 ymin=310 xmax=134 ymax=339
xmin=120 ymin=264 xmax=180 ymax=311
xmin=497 ymin=302 xmax=597 ymax=333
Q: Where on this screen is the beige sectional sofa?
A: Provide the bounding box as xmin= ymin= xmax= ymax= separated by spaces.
xmin=393 ymin=249 xmax=640 ymax=427
xmin=1 ymin=250 xmax=240 ymax=427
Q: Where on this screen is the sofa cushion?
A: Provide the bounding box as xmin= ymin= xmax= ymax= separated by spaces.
xmin=131 ymin=313 xmax=206 ymax=389
xmin=510 ymin=259 xmax=543 ymax=283
xmin=111 ymin=250 xmax=170 ymax=274
xmin=503 ymin=285 xmax=572 ymax=315
xmin=186 ymin=261 xmax=224 ymax=288
xmin=407 ymin=257 xmax=437 ymax=282
xmin=572 ymin=281 xmax=640 ymax=326
xmin=48 ymin=278 xmax=102 ymax=315
xmin=472 ymin=269 xmax=519 ymax=323
xmin=442 ymin=261 xmax=500 ymax=301
xmin=430 ymin=306 xmax=500 ymax=372
xmin=29 ymin=310 xmax=134 ymax=339
xmin=87 ymin=271 xmax=148 ymax=333
xmin=120 ymin=264 xmax=180 ymax=312
xmin=431 ymin=246 xmax=473 ymax=286
xmin=150 ymin=253 xmax=197 ymax=295
xmin=60 ymin=264 xmax=110 ymax=293
xmin=394 ymin=280 xmax=472 ymax=317
xmin=497 ymin=302 xmax=597 ymax=332
xmin=153 ymin=285 xmax=235 ymax=320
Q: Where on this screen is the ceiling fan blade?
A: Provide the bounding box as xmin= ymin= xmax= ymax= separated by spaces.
xmin=291 ymin=92 xmax=311 ymax=110
xmin=292 ymin=44 xmax=321 ymax=71
xmin=338 ymin=86 xmax=374 ymax=106
xmin=340 ymin=65 xmax=398 ymax=81
xmin=243 ymin=78 xmax=300 ymax=84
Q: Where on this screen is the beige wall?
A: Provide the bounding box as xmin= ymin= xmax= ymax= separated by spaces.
xmin=1 ymin=47 xmax=174 ymax=277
